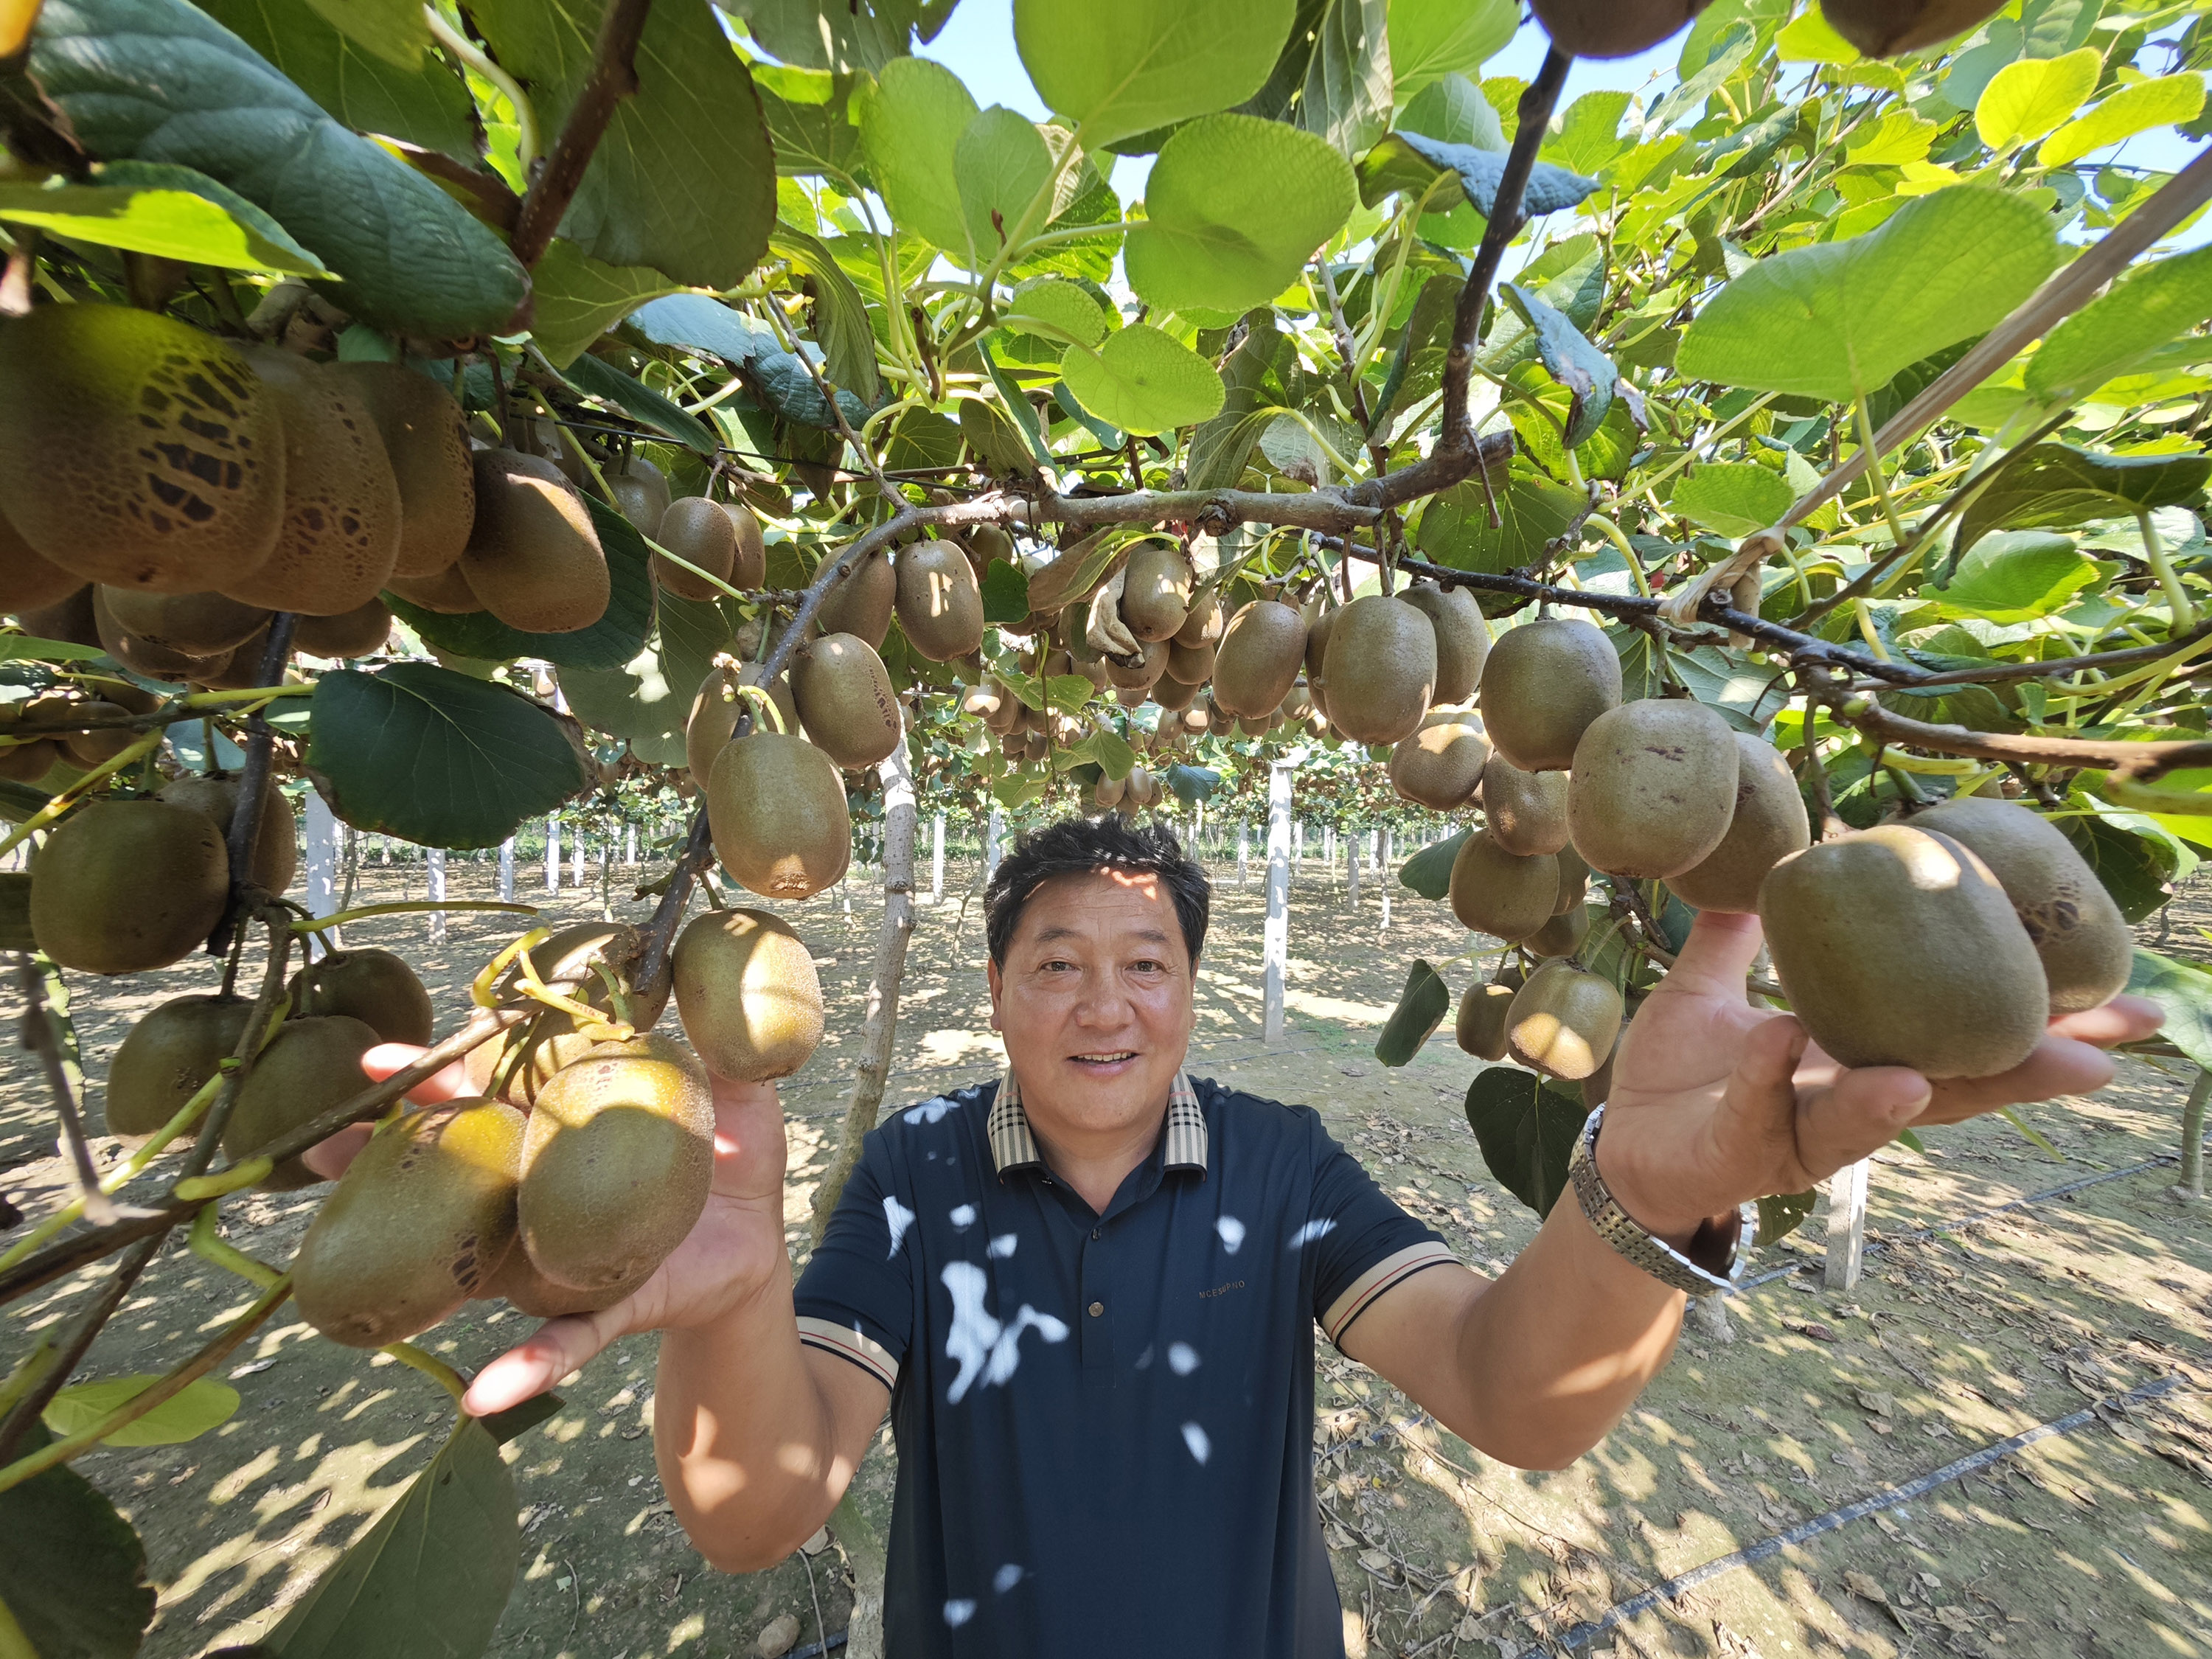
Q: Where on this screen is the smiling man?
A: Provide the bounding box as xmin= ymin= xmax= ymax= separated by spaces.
xmin=429 ymin=815 xmax=2160 ymax=1658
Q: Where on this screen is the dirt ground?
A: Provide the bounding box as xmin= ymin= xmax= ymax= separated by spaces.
xmin=6 ymin=835 xmax=2212 ymax=1659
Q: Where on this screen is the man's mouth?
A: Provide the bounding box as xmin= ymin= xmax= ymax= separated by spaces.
xmin=1071 ymin=1051 xmax=1138 ymax=1067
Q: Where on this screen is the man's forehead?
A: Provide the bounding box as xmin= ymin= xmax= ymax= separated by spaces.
xmin=1010 ymin=867 xmax=1174 ymax=936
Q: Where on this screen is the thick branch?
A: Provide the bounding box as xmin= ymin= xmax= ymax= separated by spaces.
xmin=1838 ymin=700 xmax=2212 ymax=771
xmin=209 ymin=611 xmax=299 ymax=956
xmin=509 ymin=0 xmax=653 ymax=269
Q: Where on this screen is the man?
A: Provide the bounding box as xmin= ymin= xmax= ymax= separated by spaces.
xmin=364 ymin=817 xmax=2160 ymax=1657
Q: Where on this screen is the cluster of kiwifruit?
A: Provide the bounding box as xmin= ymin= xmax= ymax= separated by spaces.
xmin=1530 ymin=0 xmax=2002 ymax=59
xmin=1433 ymin=614 xmax=2133 ymax=1091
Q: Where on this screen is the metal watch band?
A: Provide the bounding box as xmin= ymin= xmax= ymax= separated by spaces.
xmin=1568 ymin=1105 xmax=1756 ymax=1297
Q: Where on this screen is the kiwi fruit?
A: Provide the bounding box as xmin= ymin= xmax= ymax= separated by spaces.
xmin=1126 ymin=763 xmax=1158 ymax=808
xmin=1322 ymin=595 xmax=1437 ymax=746
xmin=55 ymin=702 xmax=137 ymax=767
xmin=1910 ymin=798 xmax=2132 ymax=1015
xmin=1505 ymin=960 xmax=1624 ymax=1079
xmin=0 ymin=734 xmax=57 ymax=782
xmin=895 ymin=539 xmax=987 ymax=661
xmin=1212 ymin=600 xmax=1307 ymax=716
xmin=518 ymin=1034 xmax=715 ymax=1292
xmin=814 ymin=546 xmax=895 ymax=647
xmin=1095 ymin=772 xmax=1127 ymax=810
xmin=1389 ymin=709 xmax=1489 ymax=810
xmin=708 ymin=731 xmax=852 ymax=899
xmin=1666 ymin=732 xmax=1812 ymax=914
xmin=385 ymin=562 xmax=486 ymax=615
xmin=1399 ymin=582 xmax=1492 ymax=706
xmin=291 ymin=1098 xmax=525 ymax=1347
xmin=99 ymin=588 xmax=268 ymax=657
xmin=1166 ymin=636 xmax=1217 ymax=684
xmin=218 ymin=347 xmax=403 ymax=616
xmin=1 ymin=513 xmax=89 ymax=612
xmin=1532 ymin=0 xmax=1712 ymax=58
xmin=1759 ymin=825 xmax=2049 ymax=1078
xmin=1481 ymin=755 xmax=1571 ymax=857
xmin=606 ymin=454 xmax=671 ymax=539
xmin=457 ymin=450 xmax=611 ymax=633
xmin=222 ymin=1014 xmax=383 ymax=1185
xmin=157 ymin=771 xmax=296 ymax=896
xmin=324 ymin=361 xmax=476 ymax=577
xmin=1152 ymin=673 xmax=1201 ymax=713
xmin=685 ymin=664 xmax=743 ymax=788
xmin=1527 ymin=902 xmax=1593 ymax=961
xmin=31 ymin=799 xmax=229 ymax=973
xmin=292 ymin=597 xmax=392 ymax=659
xmin=654 ymin=495 xmax=738 ymax=601
xmin=0 ymin=304 xmax=286 ymax=592
xmin=1119 ymin=543 xmax=1192 ymax=641
xmin=484 ymin=1245 xmax=648 ymax=1318
xmin=1820 ymin=0 xmax=2004 ymax=55
xmin=187 ymin=625 xmax=271 ymax=689
xmin=1481 ymin=617 xmax=1621 ymax=771
xmin=1447 ymin=830 xmax=1559 ymax=942
xmin=466 ymin=922 xmax=639 ymax=1107
xmin=1567 ymin=700 xmax=1740 ymax=880
xmin=673 ymin=909 xmax=825 ymax=1082
xmin=90 ymin=587 xmax=222 ymax=681
xmin=18 ymin=586 xmax=102 ymax=650
xmin=792 ymin=632 xmax=901 ymax=769
xmin=104 ymin=994 xmax=254 ymax=1136
xmin=1103 ymin=638 xmax=1169 ymax=692
xmin=1553 ymin=844 xmax=1590 ymax=916
xmin=1455 ymin=981 xmax=1515 ymax=1060
xmin=1175 ymin=589 xmax=1222 ymax=649
xmin=290 ymin=947 xmax=434 ymax=1045
xmin=723 ymin=501 xmax=768 ymax=591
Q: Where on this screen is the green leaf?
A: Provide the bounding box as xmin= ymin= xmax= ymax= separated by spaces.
xmin=759 ymin=66 xmax=866 ymax=178
xmin=1845 ymin=110 xmax=1936 ymax=166
xmin=0 ymin=635 xmax=105 ymax=663
xmin=1375 ymin=959 xmax=1451 ymax=1065
xmin=197 ymin=0 xmax=476 ymax=161
xmin=1954 ymin=444 xmax=2212 ymax=558
xmin=1938 ymin=529 xmax=2099 ymax=622
xmin=1060 ymin=325 xmax=1225 ymax=437
xmin=1755 ymin=1189 xmax=1818 ymax=1248
xmin=957 ymin=105 xmax=1054 ymax=267
xmin=1670 ymin=462 xmax=1795 ymax=538
xmin=1163 ymin=761 xmax=1220 ymax=803
xmin=1975 ymin=46 xmax=2099 ymax=149
xmin=1071 ymin=726 xmax=1137 ymax=781
xmin=1774 ymin=7 xmax=1860 ymax=65
xmin=2128 ymin=947 xmax=2212 ymax=1070
xmin=1004 ymin=276 xmax=1111 ymax=349
xmin=751 ymin=346 xmax=872 ymax=430
xmin=31 ymin=0 xmax=529 ymax=338
xmin=1124 ymin=114 xmax=1355 ymax=317
xmin=265 ymin=1415 xmax=520 ymax=1659
xmin=2025 ymin=247 xmax=2212 ymax=406
xmin=734 ymin=0 xmax=943 ymax=74
xmin=1187 ymin=310 xmax=1288 ymax=490
xmin=557 ymin=352 xmax=717 ymax=453
xmin=1385 ymin=0 xmax=1515 ymax=102
xmin=1398 ymin=73 xmax=1506 ymax=150
xmin=1475 ymin=234 xmax=1604 ymax=375
xmin=1391 ymin=129 xmax=1599 ymax=217
xmin=1240 ymin=0 xmax=1394 ymax=159
xmin=42 ymin=1375 xmax=238 ymax=1447
xmin=858 ymin=55 xmax=979 ymax=257
xmin=1398 ymin=827 xmax=1470 ymax=899
xmin=0 ymin=167 xmax=327 ymax=274
xmin=559 ymin=591 xmax=735 ymax=765
xmin=1015 ymin=0 xmax=1296 ymax=150
xmin=1416 ymin=468 xmax=1585 ymax=577
xmin=1501 ymin=282 xmax=1614 ymax=448
xmin=1676 ymin=186 xmax=2059 ymax=403
xmin=477 ymin=1389 xmax=565 ymax=1446
xmin=0 ymin=1424 xmax=155 ymax=1659
xmin=530 ymin=241 xmax=684 ymax=369
xmin=469 ymin=0 xmax=776 ymax=288
xmin=1546 ymin=90 xmax=1632 ymax=178
xmin=960 ymin=395 xmax=1042 ymax=479
xmin=1463 ymin=1067 xmax=1586 ymax=1217
xmin=2039 ymin=73 xmax=2206 ymax=167
xmin=626 ymin=291 xmax=775 ymax=368
xmin=980 ymin=559 xmax=1030 ymax=625
xmin=2059 ymin=810 xmax=2178 ymax=925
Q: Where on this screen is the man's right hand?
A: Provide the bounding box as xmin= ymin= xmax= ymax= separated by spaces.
xmin=329 ymin=1043 xmax=795 ymax=1418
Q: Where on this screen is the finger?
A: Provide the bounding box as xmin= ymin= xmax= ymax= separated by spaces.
xmin=361 ymin=1042 xmax=473 ymax=1106
xmin=462 ymin=1310 xmax=623 ymax=1416
xmin=2048 ymin=995 xmax=2164 ymax=1048
xmin=1659 ymin=910 xmax=1767 ymax=1000
xmin=1795 ymin=1063 xmax=1933 ymax=1178
xmin=1921 ymin=1034 xmax=2118 ymax=1124
xmin=299 ymin=1123 xmax=372 ymax=1180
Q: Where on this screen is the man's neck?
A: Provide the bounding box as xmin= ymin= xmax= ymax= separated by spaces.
xmin=1022 ymin=1091 xmax=1169 ymax=1217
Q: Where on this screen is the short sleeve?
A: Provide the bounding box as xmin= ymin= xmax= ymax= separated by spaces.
xmin=793 ymin=1134 xmax=914 ymax=1392
xmin=1304 ymin=1122 xmax=1458 ymax=1347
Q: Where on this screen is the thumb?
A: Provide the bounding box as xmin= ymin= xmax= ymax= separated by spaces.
xmin=361 ymin=1042 xmax=474 ymax=1106
xmin=462 ymin=1308 xmax=626 ymax=1417
xmin=1793 ymin=1062 xmax=1932 ymax=1185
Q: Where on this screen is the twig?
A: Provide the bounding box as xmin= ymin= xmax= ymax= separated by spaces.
xmin=509 ymin=0 xmax=655 ymax=269
xmin=1800 ymin=676 xmax=1844 ymax=841
xmin=1837 ymin=699 xmax=2212 ymax=771
xmin=208 ymin=612 xmax=299 ymax=956
xmin=15 ymin=955 xmax=133 ymax=1228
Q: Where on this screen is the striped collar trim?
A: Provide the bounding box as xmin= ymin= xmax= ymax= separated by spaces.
xmin=988 ymin=1067 xmax=1208 ymax=1176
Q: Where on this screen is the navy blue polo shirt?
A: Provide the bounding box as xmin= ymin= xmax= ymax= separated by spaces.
xmin=793 ymin=1072 xmax=1456 ymax=1659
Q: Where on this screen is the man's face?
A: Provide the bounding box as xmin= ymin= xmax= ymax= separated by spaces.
xmin=986 ymin=868 xmax=1197 ymax=1141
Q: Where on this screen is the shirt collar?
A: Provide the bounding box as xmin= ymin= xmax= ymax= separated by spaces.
xmin=988 ymin=1066 xmax=1208 ymax=1177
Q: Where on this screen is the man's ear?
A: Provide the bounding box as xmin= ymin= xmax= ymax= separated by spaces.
xmin=984 ymin=956 xmax=1003 ymax=1030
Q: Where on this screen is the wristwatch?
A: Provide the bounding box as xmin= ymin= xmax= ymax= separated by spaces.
xmin=1568 ymin=1105 xmax=1756 ymax=1295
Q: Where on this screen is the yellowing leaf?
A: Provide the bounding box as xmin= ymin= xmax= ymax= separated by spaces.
xmin=1845 ymin=111 xmax=1935 ymax=167
xmin=2039 ymin=74 xmax=2209 ymax=168
xmin=1975 ymin=48 xmax=2100 ymax=150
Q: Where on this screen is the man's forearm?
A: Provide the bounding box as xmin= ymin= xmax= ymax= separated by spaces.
xmin=653 ymin=1256 xmax=862 ymax=1573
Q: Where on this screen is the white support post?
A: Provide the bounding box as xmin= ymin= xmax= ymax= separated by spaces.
xmin=1824 ymin=1159 xmax=1870 ymax=1290
xmin=302 ymin=790 xmax=338 ymax=961
xmin=1293 ymin=818 xmax=1304 ymax=872
xmin=1263 ymin=762 xmax=1293 ymax=1043
xmin=625 ymin=824 xmax=637 ymax=866
xmin=573 ymin=832 xmax=586 ymax=888
xmin=1346 ymin=827 xmax=1361 ymax=911
xmin=1378 ymin=826 xmax=1393 ymax=931
xmin=985 ymin=804 xmax=1004 ymax=880
xmin=931 ymin=811 xmax=945 ymax=904
xmin=1194 ymin=798 xmax=1204 ymax=843
xmin=544 ymin=818 xmax=560 ymax=892
xmin=1323 ymin=824 xmax=1336 ymax=886
xmin=1237 ymin=824 xmax=1249 ymax=888
xmin=498 ymin=836 xmax=516 ymax=902
xmin=426 ymin=848 xmax=447 ymax=942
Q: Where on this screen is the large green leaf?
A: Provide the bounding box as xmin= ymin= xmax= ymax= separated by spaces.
xmin=1241 ymin=0 xmax=1394 ymax=159
xmin=1385 ymin=130 xmax=1599 ymax=218
xmin=1397 ymin=827 xmax=1469 ymax=900
xmin=197 ymin=0 xmax=478 ymax=161
xmin=1670 ymin=462 xmax=1795 ymax=538
xmin=2128 ymin=947 xmax=2212 ymax=1071
xmin=30 ymin=0 xmax=529 ymax=338
xmin=956 ymin=106 xmax=1054 ymax=268
xmin=559 ymin=592 xmax=734 ymax=765
xmin=2039 ymin=72 xmax=2206 ymax=167
xmin=0 ymin=1425 xmax=156 ymax=1659
xmin=731 ymin=0 xmax=944 ymax=74
xmin=1953 ymin=444 xmax=2212 ymax=559
xmin=1376 ymin=959 xmax=1451 ymax=1065
xmin=1187 ymin=310 xmax=1290 ymax=490
xmin=1500 ymin=281 xmax=1614 ymax=448
xmin=626 ymin=291 xmax=775 ymax=367
xmin=530 ymin=241 xmax=684 ymax=369
xmin=1937 ymin=529 xmax=2100 ymax=622
xmin=1416 ymin=468 xmax=1585 ymax=577
xmin=558 ymin=352 xmax=717 ymax=453
xmin=1164 ymin=762 xmax=1220 ymax=804
xmin=265 ymin=1415 xmax=520 ymax=1659
xmin=758 ymin=64 xmax=867 ymax=177
xmin=1014 ymin=0 xmax=1296 ymax=150
xmin=42 ymin=1375 xmax=239 ymax=1447
xmin=858 ymin=55 xmax=978 ymax=257
xmin=1975 ymin=46 xmax=2098 ymax=150
xmin=470 ymin=0 xmax=776 ymax=289
xmin=1463 ymin=1066 xmax=1586 ymax=1217
xmin=2060 ymin=813 xmax=2177 ymax=925
xmin=1675 ymin=186 xmax=2059 ymax=403
xmin=1124 ymin=114 xmax=1355 ymax=316
xmin=980 ymin=559 xmax=1030 ymax=625
xmin=2025 ymin=247 xmax=2212 ymax=407
xmin=1060 ymin=325 xmax=1225 ymax=437
xmin=1397 ymin=72 xmax=1506 ymax=150
xmin=309 ymin=664 xmax=589 ymax=848
xmin=1385 ymin=0 xmax=1516 ymax=103
xmin=0 ymin=165 xmax=328 ymax=274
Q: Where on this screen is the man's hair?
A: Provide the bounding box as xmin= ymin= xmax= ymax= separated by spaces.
xmin=984 ymin=817 xmax=1210 ymax=967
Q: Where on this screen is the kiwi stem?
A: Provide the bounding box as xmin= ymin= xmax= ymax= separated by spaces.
xmin=2139 ymin=508 xmax=2199 ymax=635
xmin=1852 ymin=392 xmax=1913 ymax=554
xmin=186 ymin=1202 xmax=285 ymax=1288
xmin=299 ymin=899 xmax=538 ymax=936
xmin=729 ymin=681 xmax=788 ymax=735
xmin=383 ymin=1342 xmax=469 ymax=1404
xmin=473 ymin=926 xmax=555 ymax=1009
xmin=207 ymin=612 xmax=302 ymax=959
xmin=0 ymin=727 xmax=164 ymax=861
xmin=423 ymin=4 xmax=540 ymax=170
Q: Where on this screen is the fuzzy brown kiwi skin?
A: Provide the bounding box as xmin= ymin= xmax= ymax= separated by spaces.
xmin=457 ymin=450 xmax=611 ymax=633
xmin=653 ymin=496 xmax=738 ymax=602
xmin=30 ymin=799 xmax=231 ymax=975
xmin=324 ymin=361 xmax=477 ymax=577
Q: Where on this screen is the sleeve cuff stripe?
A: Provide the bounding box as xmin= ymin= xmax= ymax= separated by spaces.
xmin=797 ymin=1317 xmax=900 ymax=1391
xmin=1321 ymin=1242 xmax=1461 ymax=1345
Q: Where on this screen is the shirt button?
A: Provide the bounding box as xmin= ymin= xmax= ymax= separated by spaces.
xmin=1088 ymin=1301 xmax=1105 ymax=1318
xmin=1091 ymin=1228 xmax=1101 ymax=1240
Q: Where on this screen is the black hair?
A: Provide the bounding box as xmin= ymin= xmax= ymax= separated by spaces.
xmin=984 ymin=816 xmax=1210 ymax=967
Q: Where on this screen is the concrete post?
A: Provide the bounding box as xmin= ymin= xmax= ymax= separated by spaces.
xmin=1263 ymin=762 xmax=1293 ymax=1043
xmin=303 ymin=789 xmax=338 ymax=961
xmin=1379 ymin=826 xmax=1393 ymax=931
xmin=985 ymin=804 xmax=1004 ymax=880
xmin=1237 ymin=824 xmax=1249 ymax=888
xmin=573 ymin=832 xmax=585 ymax=888
xmin=544 ymin=818 xmax=560 ymax=892
xmin=931 ymin=811 xmax=945 ymax=905
xmin=1323 ymin=824 xmax=1336 ymax=885
xmin=426 ymin=848 xmax=446 ymax=943
xmin=625 ymin=824 xmax=637 ymax=866
xmin=1824 ymin=1160 xmax=1870 ymax=1290
xmin=498 ymin=837 xmax=516 ymax=902
xmin=1346 ymin=827 xmax=1360 ymax=911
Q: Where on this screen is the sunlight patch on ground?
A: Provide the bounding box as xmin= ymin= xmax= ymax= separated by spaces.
xmin=916 ymin=1026 xmax=1004 ymax=1067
